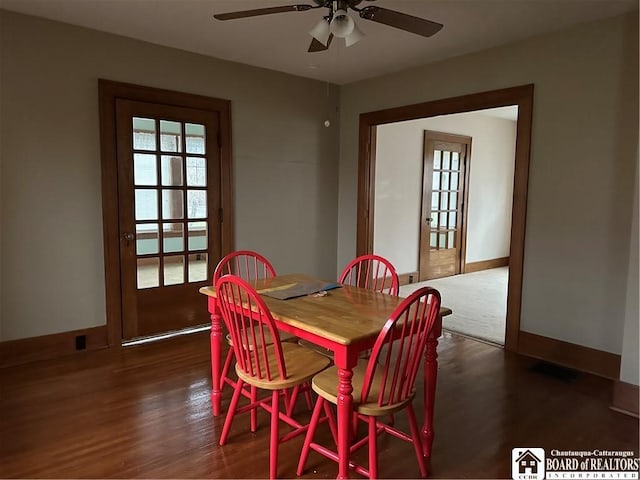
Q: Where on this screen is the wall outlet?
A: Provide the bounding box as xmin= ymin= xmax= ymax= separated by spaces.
xmin=75 ymin=335 xmax=87 ymax=351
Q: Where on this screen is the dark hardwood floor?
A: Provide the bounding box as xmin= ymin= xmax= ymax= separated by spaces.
xmin=0 ymin=331 xmax=637 ymax=478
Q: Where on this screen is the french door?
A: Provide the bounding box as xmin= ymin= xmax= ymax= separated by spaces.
xmin=418 ymin=131 xmax=471 ymax=280
xmin=115 ymin=99 xmax=222 ymax=339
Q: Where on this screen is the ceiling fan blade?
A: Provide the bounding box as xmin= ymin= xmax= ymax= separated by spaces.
xmin=308 ymin=34 xmax=333 ymax=52
xmin=358 ymin=6 xmax=443 ymax=37
xmin=214 ymin=4 xmax=313 ymax=21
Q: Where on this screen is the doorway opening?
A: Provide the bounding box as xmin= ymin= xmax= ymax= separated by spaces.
xmin=373 ymin=107 xmax=518 ymax=346
xmin=356 ymin=85 xmax=533 ymax=352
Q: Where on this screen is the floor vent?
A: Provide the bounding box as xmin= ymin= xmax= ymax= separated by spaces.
xmin=529 ymin=361 xmax=580 ymax=382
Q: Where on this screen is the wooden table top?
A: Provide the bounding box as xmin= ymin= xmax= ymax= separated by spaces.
xmin=200 ymin=273 xmax=452 ymax=346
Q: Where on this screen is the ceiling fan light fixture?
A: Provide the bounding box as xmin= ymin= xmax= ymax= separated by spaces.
xmin=330 ymin=9 xmax=354 ymax=38
xmin=345 ymin=22 xmax=364 ymax=47
xmin=309 ymin=17 xmax=331 ymax=45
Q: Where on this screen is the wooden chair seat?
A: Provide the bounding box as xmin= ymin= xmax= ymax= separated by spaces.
xmin=237 ymin=342 xmax=331 ymax=390
xmin=311 ymin=362 xmax=414 ymax=416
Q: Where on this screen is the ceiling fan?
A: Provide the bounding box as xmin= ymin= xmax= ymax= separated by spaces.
xmin=213 ymin=0 xmax=443 ymax=52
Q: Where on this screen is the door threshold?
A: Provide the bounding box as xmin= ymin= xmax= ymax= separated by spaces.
xmin=122 ymin=325 xmax=210 ymax=347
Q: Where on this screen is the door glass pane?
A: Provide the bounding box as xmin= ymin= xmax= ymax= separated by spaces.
xmin=430 ymin=213 xmax=438 ymax=228
xmin=136 ymin=223 xmax=158 ymax=255
xmin=163 ymin=223 xmax=184 ymax=253
xmin=164 ymin=256 xmax=184 ymax=285
xmin=137 ymin=257 xmax=159 ymax=289
xmin=135 ymin=189 xmax=158 ymax=221
xmin=451 ymin=172 xmax=459 ymax=190
xmin=430 ymin=232 xmax=437 ymax=249
xmin=448 ymin=231 xmax=455 ymax=248
xmin=442 ymin=151 xmax=451 ymax=170
xmin=134 ymin=154 xmax=157 ymax=186
xmin=431 ymin=192 xmax=438 ymax=210
xmin=187 ymin=190 xmax=207 ymax=218
xmin=442 ymin=172 xmax=450 ymax=190
xmin=449 ymin=212 xmax=457 ymax=227
xmin=452 ymin=152 xmax=459 ymax=170
xmin=186 ymin=123 xmax=206 ymax=154
xmin=188 ymin=253 xmax=208 ymax=282
xmin=440 ymin=192 xmax=448 ymax=210
xmin=449 ymin=192 xmax=457 ymax=210
xmin=160 ymin=120 xmax=182 ymax=153
xmin=162 ymin=190 xmax=184 ymax=219
xmin=440 ymin=233 xmax=447 ymax=249
xmin=433 ymin=150 xmax=441 ymax=169
xmin=133 ymin=117 xmax=156 ymax=151
xmin=188 ymin=221 xmax=207 ymax=251
xmin=439 ymin=212 xmax=447 ymax=227
xmin=432 ymin=171 xmax=440 ymax=190
xmin=161 ymin=155 xmax=183 ymax=186
xmin=186 ymin=157 xmax=206 ymax=186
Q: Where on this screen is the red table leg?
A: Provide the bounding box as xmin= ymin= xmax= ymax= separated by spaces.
xmin=333 ymin=346 xmax=358 ymax=479
xmin=336 ymin=366 xmax=354 ymax=479
xmin=210 ymin=307 xmax=223 ymax=417
xmin=422 ymin=315 xmax=441 ymax=457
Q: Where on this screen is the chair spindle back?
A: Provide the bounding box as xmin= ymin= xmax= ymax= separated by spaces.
xmin=339 ymin=254 xmax=399 ymax=296
xmin=361 ymin=287 xmax=441 ymax=407
xmin=213 ymin=250 xmax=276 ymax=285
xmin=215 ymin=275 xmax=287 ymax=382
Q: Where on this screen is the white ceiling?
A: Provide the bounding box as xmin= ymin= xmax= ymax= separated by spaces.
xmin=479 ymin=106 xmax=519 ymax=121
xmin=0 ymin=0 xmax=637 ymax=84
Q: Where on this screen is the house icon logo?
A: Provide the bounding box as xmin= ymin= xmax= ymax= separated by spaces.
xmin=512 ymin=448 xmax=545 ymax=480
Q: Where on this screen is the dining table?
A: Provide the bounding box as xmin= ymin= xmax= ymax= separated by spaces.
xmin=200 ymin=273 xmax=452 ymax=479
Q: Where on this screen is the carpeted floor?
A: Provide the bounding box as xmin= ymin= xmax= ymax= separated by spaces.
xmin=399 ymin=267 xmax=508 ymax=345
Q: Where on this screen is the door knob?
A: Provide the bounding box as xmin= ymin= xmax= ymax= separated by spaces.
xmin=123 ymin=232 xmax=135 ymax=241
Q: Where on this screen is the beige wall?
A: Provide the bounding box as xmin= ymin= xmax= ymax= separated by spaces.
xmin=374 ymin=112 xmax=516 ymax=274
xmin=338 ymin=13 xmax=639 ymax=356
xmin=0 ymin=10 xmax=340 ymax=341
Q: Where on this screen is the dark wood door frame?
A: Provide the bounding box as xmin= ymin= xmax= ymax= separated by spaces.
xmin=99 ymin=79 xmax=234 ymax=347
xmin=356 ymin=84 xmax=534 ymax=352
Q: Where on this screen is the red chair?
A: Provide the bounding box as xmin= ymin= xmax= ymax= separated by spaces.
xmin=212 ymin=250 xmax=277 ymax=396
xmin=339 ymin=254 xmax=399 ymax=296
xmin=297 ymin=286 xmax=442 ymax=479
xmin=216 ymin=275 xmax=335 ymax=479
